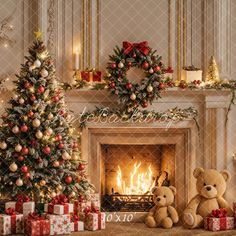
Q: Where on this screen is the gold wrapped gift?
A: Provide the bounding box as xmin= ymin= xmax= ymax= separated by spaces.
xmin=181 ymin=65 xmax=202 ymax=83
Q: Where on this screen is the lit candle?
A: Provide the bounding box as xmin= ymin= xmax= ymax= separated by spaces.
xmin=74 ymin=48 xmax=80 ymax=70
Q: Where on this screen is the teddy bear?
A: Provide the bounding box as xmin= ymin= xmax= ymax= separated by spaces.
xmin=145 ymin=186 xmax=179 ymax=229
xmin=183 ymin=167 xmax=233 ymax=229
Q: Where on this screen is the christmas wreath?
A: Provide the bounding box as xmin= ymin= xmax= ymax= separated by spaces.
xmin=104 ymin=41 xmax=168 ymax=109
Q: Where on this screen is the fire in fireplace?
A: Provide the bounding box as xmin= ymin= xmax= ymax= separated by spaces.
xmin=101 ymin=144 xmax=175 ymax=212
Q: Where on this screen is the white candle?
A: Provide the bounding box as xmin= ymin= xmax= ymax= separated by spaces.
xmin=74 ymin=48 xmax=80 ymax=70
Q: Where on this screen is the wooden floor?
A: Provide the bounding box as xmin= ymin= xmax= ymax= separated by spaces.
xmin=72 ymin=223 xmax=236 ymax=236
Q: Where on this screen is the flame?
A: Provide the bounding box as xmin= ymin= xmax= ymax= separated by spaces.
xmin=117 ymin=162 xmax=155 ymax=195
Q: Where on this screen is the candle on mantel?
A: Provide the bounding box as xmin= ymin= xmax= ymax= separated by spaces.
xmin=74 ymin=48 xmax=80 ymax=70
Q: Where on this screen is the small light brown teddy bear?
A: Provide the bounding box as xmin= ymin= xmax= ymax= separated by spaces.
xmin=145 ymin=186 xmax=179 ymax=229
xmin=183 ymin=167 xmax=233 ymax=229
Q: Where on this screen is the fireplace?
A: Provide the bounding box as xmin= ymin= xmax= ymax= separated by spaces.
xmin=101 ymin=144 xmax=175 ymax=212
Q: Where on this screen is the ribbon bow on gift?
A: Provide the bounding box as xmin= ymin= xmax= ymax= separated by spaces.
xmin=5 ymin=207 xmax=16 ymax=215
xmin=16 ymin=194 xmax=30 ymax=203
xmin=50 ymin=194 xmax=68 ymax=205
xmin=123 ymin=41 xmax=150 ymax=56
xmin=210 ymin=208 xmax=227 ymax=218
xmin=165 ymin=66 xmax=174 ymax=73
xmin=83 ymin=206 xmax=100 ymax=215
xmin=28 ymin=212 xmax=44 ymax=221
xmin=71 ymin=214 xmax=79 ymax=222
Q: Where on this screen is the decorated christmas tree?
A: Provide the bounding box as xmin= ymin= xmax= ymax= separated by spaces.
xmin=0 ymin=31 xmax=92 ymax=201
xmin=205 ymin=56 xmax=220 ymax=82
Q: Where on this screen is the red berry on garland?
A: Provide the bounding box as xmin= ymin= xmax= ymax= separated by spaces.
xmin=78 ymin=163 xmax=85 ymax=171
xmin=18 ymin=156 xmax=24 ymax=162
xmin=142 ymin=61 xmax=149 ymax=70
xmin=154 ymin=66 xmax=161 ymax=72
xmin=20 ymin=124 xmax=28 ymax=132
xmin=30 ymin=95 xmax=36 ymax=102
xmin=28 ymin=111 xmax=34 ymax=118
xmin=126 ymin=82 xmax=132 ymax=89
xmin=58 ymin=143 xmax=64 ymax=149
xmin=142 ymin=101 xmax=148 ymax=108
xmin=110 ymin=82 xmax=116 ymax=88
xmin=43 ymin=146 xmax=51 ymax=154
xmin=159 ymin=82 xmax=165 ymax=89
xmin=37 ymin=85 xmax=45 ymax=94
xmin=24 ymin=82 xmax=31 ymax=89
xmin=52 ymin=96 xmax=59 ymax=102
xmin=21 ymin=165 xmax=28 ymax=173
xmin=111 ymin=63 xmax=116 ymax=69
xmin=65 ymin=175 xmax=73 ymax=184
xmin=21 ymin=147 xmax=29 ymax=155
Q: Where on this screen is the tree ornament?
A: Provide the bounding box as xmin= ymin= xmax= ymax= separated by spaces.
xmin=13 ymin=94 xmax=18 ymax=100
xmin=24 ymin=82 xmax=31 ymax=89
xmin=73 ymin=142 xmax=78 ymax=149
xmin=0 ymin=141 xmax=7 ymax=150
xmin=149 ymin=68 xmax=154 ymax=74
xmin=43 ymin=146 xmax=51 ymax=155
xmin=35 ymin=130 xmax=43 ymax=139
xmin=154 ymin=66 xmax=161 ymax=72
xmin=21 ymin=147 xmax=29 ymax=155
xmin=18 ymin=98 xmax=25 ymax=104
xmin=206 ymin=56 xmax=220 ymax=82
xmin=9 ymin=162 xmax=18 ymax=172
xmin=15 ymin=144 xmax=22 ymax=152
xmin=32 ymin=118 xmax=41 ymax=127
xmin=30 ymin=95 xmax=36 ymax=102
xmin=21 ymin=165 xmax=28 ymax=173
xmin=29 ymin=87 xmax=35 ymax=93
xmin=12 ymin=126 xmax=20 ymax=134
xmin=53 ymin=161 xmax=60 ymax=167
xmin=142 ymin=61 xmax=149 ymax=69
xmin=78 ymin=163 xmax=85 ymax=171
xmin=72 ymin=153 xmax=79 ymax=160
xmin=58 ymin=143 xmax=64 ymax=149
xmin=33 ymin=59 xmax=41 ymax=68
xmin=48 ymin=113 xmax=54 ymax=120
xmin=29 ymin=65 xmax=36 ymax=72
xmin=18 ymin=156 xmax=24 ymax=162
xmin=45 ymin=128 xmax=53 ymax=136
xmin=111 ymin=63 xmax=116 ymax=69
xmin=130 ymin=93 xmax=136 ymax=101
xmin=132 ymin=52 xmax=136 ymax=58
xmin=110 ymin=82 xmax=116 ymax=88
xmin=127 ymin=61 xmax=132 ymax=67
xmin=65 ymin=176 xmax=73 ymax=184
xmin=57 ymin=185 xmax=63 ymax=191
xmin=16 ymin=178 xmax=23 ymax=187
xmin=142 ymin=101 xmax=148 ymax=108
xmin=147 ymin=85 xmax=153 ymax=92
xmin=55 ymin=134 xmax=62 ymax=141
xmin=23 ymin=116 xmax=28 ymax=122
xmin=159 ymin=82 xmax=165 ymax=89
xmin=51 ymin=192 xmax=57 ymax=198
xmin=20 ymin=124 xmax=28 ymax=132
xmin=62 ymin=152 xmax=70 ymax=160
xmin=24 ymin=172 xmax=31 ymax=178
xmin=37 ymin=85 xmax=45 ymax=94
xmin=40 ymin=68 xmax=48 ymax=77
xmin=126 ymin=82 xmax=132 ymax=89
xmin=69 ymin=191 xmax=76 ymax=198
xmin=118 ymin=62 xmax=124 ymax=68
xmin=28 ymin=111 xmax=34 ymax=118
xmin=52 ymin=96 xmax=59 ymax=102
xmin=40 ymin=179 xmax=46 ymax=186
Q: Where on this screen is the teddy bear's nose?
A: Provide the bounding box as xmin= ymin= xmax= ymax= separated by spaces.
xmin=157 ymin=197 xmax=161 ymax=202
xmin=206 ymin=186 xmax=211 ymax=191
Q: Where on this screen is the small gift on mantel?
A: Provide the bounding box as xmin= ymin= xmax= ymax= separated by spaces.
xmin=164 ymin=66 xmax=174 ymax=80
xmin=181 ymin=65 xmax=202 ymax=83
xmin=204 ymin=208 xmax=234 ymax=231
xmin=47 ymin=214 xmax=71 ymax=235
xmin=69 ymin=215 xmax=84 ymax=232
xmin=24 ymin=212 xmax=50 ymax=236
xmin=44 ymin=194 xmax=73 ymax=215
xmin=84 ymin=206 xmax=105 ymax=231
xmin=0 ymin=208 xmax=24 ymax=235
xmin=81 ymin=68 xmax=102 ymax=83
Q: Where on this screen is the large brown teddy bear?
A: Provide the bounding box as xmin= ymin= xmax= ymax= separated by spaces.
xmin=145 ymin=186 xmax=179 ymax=229
xmin=183 ymin=167 xmax=233 ymax=229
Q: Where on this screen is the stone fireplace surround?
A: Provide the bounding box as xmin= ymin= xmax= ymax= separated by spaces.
xmin=66 ymin=89 xmax=231 ymax=220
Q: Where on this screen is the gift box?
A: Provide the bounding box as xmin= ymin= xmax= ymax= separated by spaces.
xmin=47 ymin=214 xmax=71 ymax=235
xmin=24 ymin=213 xmax=50 ymax=236
xmin=204 ymin=208 xmax=234 ymax=231
xmin=23 ymin=202 xmax=35 ymax=217
xmin=5 ymin=194 xmax=32 ymax=213
xmin=44 ymin=203 xmax=73 ymax=215
xmin=81 ymin=69 xmax=102 ymax=82
xmin=70 ymin=215 xmax=84 ymax=232
xmin=181 ymin=66 xmax=202 ymax=83
xmin=84 ymin=211 xmax=105 ymax=231
xmin=0 ymin=209 xmax=23 ymax=235
xmin=74 ymin=200 xmax=91 ymax=214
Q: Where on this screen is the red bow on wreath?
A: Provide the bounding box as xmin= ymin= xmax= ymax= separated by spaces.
xmin=5 ymin=207 xmax=16 ymax=215
xmin=123 ymin=41 xmax=150 ymax=56
xmin=50 ymin=194 xmax=68 ymax=205
xmin=210 ymin=208 xmax=227 ymax=218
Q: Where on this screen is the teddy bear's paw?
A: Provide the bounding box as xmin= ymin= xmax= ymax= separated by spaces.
xmin=145 ymin=216 xmax=157 ymax=228
xmin=183 ymin=213 xmax=194 ymax=226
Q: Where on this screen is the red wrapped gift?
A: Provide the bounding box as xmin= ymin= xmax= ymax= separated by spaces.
xmin=5 ymin=194 xmax=31 ymax=213
xmin=24 ymin=213 xmax=50 ymax=236
xmin=70 ymin=215 xmax=84 ymax=232
xmin=81 ymin=69 xmax=102 ymax=82
xmin=204 ymin=208 xmax=234 ymax=231
xmin=0 ymin=208 xmax=24 ymax=235
xmin=84 ymin=207 xmax=105 ymax=231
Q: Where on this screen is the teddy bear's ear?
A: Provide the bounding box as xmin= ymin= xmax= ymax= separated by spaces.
xmin=169 ymin=186 xmax=176 ymax=195
xmin=151 ymin=186 xmax=158 ymax=194
xmin=221 ymin=170 xmax=231 ymax=182
xmin=193 ymin=167 xmax=204 ymax=178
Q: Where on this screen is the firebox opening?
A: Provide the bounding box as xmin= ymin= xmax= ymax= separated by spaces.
xmin=101 ymin=144 xmax=175 ymax=212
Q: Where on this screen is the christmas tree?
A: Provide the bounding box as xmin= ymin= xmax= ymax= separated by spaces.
xmin=205 ymin=56 xmax=220 ymax=82
xmin=0 ymin=31 xmax=92 ymax=201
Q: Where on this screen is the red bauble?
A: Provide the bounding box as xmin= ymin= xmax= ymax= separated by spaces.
xmin=78 ymin=195 xmax=84 ymax=202
xmin=73 ymin=142 xmax=78 ymax=149
xmin=78 ymin=163 xmax=85 ymax=171
xmin=110 ymin=82 xmax=116 ymax=88
xmin=24 ymin=172 xmax=30 ymax=178
xmin=65 ymin=175 xmax=73 ymax=184
xmin=52 ymin=96 xmax=59 ymax=102
xmin=132 ymin=53 xmax=137 ymax=58
xmin=127 ymin=61 xmax=132 ymax=67
xmin=21 ymin=165 xmax=28 ymax=173
xmin=59 ymin=110 xmax=65 ymax=116
xmin=142 ymin=101 xmax=148 ymax=108
xmin=43 ymin=146 xmax=51 ymax=154
xmin=55 ymin=134 xmax=62 ymax=141
xmin=37 ymin=158 xmax=43 ymax=163
xmin=142 ymin=62 xmax=149 ymax=69
xmin=30 ymin=95 xmax=36 ymax=102
xmin=20 ymin=124 xmax=28 ymax=132
xmin=154 ymin=66 xmax=161 ymax=72
xmin=18 ymin=156 xmax=24 ymax=161
xmin=126 ymin=82 xmax=132 ymax=89
xmin=28 ymin=111 xmax=34 ymax=118
xmin=21 ymin=147 xmax=29 ymax=155
xmin=37 ymin=86 xmax=45 ymax=94
xmin=24 ymin=82 xmax=31 ymax=89
xmin=58 ymin=143 xmax=64 ymax=149
xmin=111 ymin=63 xmax=116 ymax=69
xmin=159 ymin=82 xmax=165 ymax=89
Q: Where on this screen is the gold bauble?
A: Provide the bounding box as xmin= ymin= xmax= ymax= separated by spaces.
xmin=9 ymin=162 xmax=18 ymax=172
xmin=40 ymin=180 xmax=46 ymax=186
